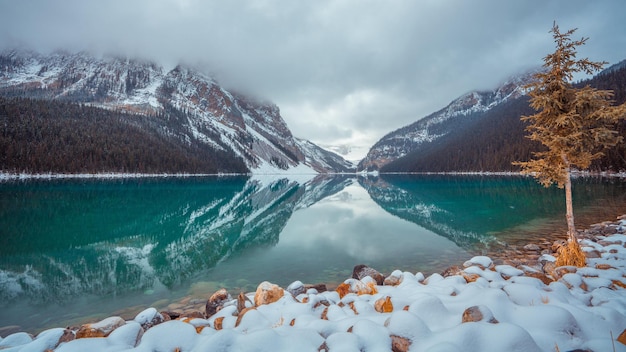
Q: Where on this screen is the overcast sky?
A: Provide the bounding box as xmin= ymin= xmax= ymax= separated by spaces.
xmin=1 ymin=0 xmax=626 ymax=160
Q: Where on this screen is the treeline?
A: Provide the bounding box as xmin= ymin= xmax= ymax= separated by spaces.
xmin=0 ymin=97 xmax=248 ymax=174
xmin=584 ymin=62 xmax=626 ymax=171
xmin=383 ymin=63 xmax=626 ymax=173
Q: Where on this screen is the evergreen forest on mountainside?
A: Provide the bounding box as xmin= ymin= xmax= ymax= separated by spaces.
xmin=382 ymin=61 xmax=626 ymax=173
xmin=2 ymin=54 xmax=625 ymax=175
xmin=0 ymin=97 xmax=248 ymax=174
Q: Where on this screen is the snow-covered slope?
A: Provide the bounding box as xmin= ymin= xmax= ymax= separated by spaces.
xmin=0 ymin=49 xmax=351 ymax=174
xmin=295 ymin=138 xmax=355 ymax=174
xmin=358 ymin=70 xmax=538 ymax=171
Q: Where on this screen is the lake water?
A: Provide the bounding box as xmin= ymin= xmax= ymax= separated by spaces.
xmin=1 ymin=174 xmax=626 ymax=333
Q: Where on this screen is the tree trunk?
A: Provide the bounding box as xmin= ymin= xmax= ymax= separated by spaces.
xmin=563 ymin=158 xmax=577 ymax=242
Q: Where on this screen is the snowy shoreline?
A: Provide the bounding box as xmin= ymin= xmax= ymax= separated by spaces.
xmin=2 ymin=170 xmax=625 ymax=182
xmin=0 ymin=172 xmax=242 ymax=181
xmin=1 ymin=217 xmax=626 ymax=351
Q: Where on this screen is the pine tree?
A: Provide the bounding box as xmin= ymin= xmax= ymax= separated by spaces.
xmin=515 ymin=23 xmax=626 ymax=266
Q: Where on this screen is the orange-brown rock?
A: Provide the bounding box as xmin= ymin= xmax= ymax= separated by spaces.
xmin=552 ymin=239 xmax=567 ymax=252
xmin=235 ymin=307 xmax=256 ymax=327
xmin=542 ymin=261 xmax=558 ymax=279
xmin=462 ymin=306 xmax=498 ymax=324
xmin=162 ymin=311 xmax=180 ymax=320
xmin=613 ymin=280 xmax=626 ymax=289
xmin=348 ymin=302 xmax=359 ymax=315
xmin=391 ymin=334 xmax=411 ymax=352
xmin=579 ymin=281 xmax=589 ymax=291
xmin=57 ymin=329 xmax=75 ymax=345
xmin=237 ymin=292 xmax=247 ymax=314
xmin=524 ymin=271 xmax=553 ymax=285
xmin=595 ymin=263 xmax=614 ymax=270
xmin=76 ymin=316 xmax=126 ymax=338
xmin=336 ymin=283 xmax=351 ymax=298
xmin=441 ymin=266 xmax=463 ymax=278
xmin=618 ymin=329 xmax=626 ymax=345
xmin=321 ymin=307 xmax=329 ymax=320
xmin=366 ymin=281 xmax=379 ymax=295
xmin=205 ymin=288 xmax=231 ymax=317
xmin=555 ymin=266 xmax=577 ymax=278
xmin=461 ymin=272 xmax=481 ymax=283
xmin=336 ymin=279 xmax=376 ymax=298
xmin=374 ymin=296 xmax=394 ymax=313
xmin=352 ymin=264 xmax=385 ymax=285
xmin=213 ymin=317 xmax=224 ymax=330
xmin=254 ymin=281 xmax=284 ymax=306
xmin=383 ymin=274 xmax=403 ymax=286
xmin=313 ymin=299 xmax=330 ymax=309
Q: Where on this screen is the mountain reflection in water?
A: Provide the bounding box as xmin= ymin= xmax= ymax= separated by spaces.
xmin=1 ymin=174 xmax=625 ymax=332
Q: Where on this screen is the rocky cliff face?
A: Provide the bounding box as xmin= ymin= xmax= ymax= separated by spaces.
xmin=0 ymin=49 xmax=354 ymax=173
xmin=358 ymin=70 xmax=538 ymax=171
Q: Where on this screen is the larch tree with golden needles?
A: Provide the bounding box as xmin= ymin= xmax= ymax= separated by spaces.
xmin=515 ymin=23 xmax=626 ymax=267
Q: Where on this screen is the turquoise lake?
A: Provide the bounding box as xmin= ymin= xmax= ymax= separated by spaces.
xmin=1 ymin=174 xmax=626 ymax=332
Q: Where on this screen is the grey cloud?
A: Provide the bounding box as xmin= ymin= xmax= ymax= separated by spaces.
xmin=1 ymin=0 xmax=625 ymax=160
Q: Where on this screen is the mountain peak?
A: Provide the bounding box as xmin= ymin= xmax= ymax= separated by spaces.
xmin=358 ymin=69 xmax=539 ymax=171
xmin=0 ymin=49 xmax=354 ymax=174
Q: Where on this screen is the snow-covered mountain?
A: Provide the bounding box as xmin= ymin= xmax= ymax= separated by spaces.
xmin=358 ymin=70 xmax=539 ymax=171
xmin=294 ymin=138 xmax=355 ymax=174
xmin=0 ymin=49 xmax=354 ymax=174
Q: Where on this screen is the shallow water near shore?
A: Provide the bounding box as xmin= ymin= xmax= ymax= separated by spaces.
xmin=1 ymin=174 xmax=626 ymax=333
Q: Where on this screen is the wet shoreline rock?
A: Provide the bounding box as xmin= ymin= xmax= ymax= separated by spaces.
xmin=352 ymin=264 xmax=385 ymax=285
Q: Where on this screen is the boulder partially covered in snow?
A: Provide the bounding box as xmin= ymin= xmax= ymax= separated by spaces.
xmin=463 ymin=256 xmax=493 ymax=269
xmin=0 ymin=328 xmax=73 ymax=351
xmin=286 ymin=281 xmax=306 ymax=297
xmin=374 ymin=296 xmax=394 ymax=313
xmin=76 ymin=316 xmax=126 ymax=338
xmin=134 ymin=307 xmax=166 ymax=330
xmin=254 ymin=281 xmax=284 ymax=306
xmin=461 ymin=305 xmax=498 ymax=324
xmin=336 ymin=278 xmax=378 ymax=298
xmin=352 ymin=264 xmax=385 ymax=285
xmin=384 ymin=270 xmax=404 ymax=286
xmin=205 ymin=288 xmax=232 ymax=317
